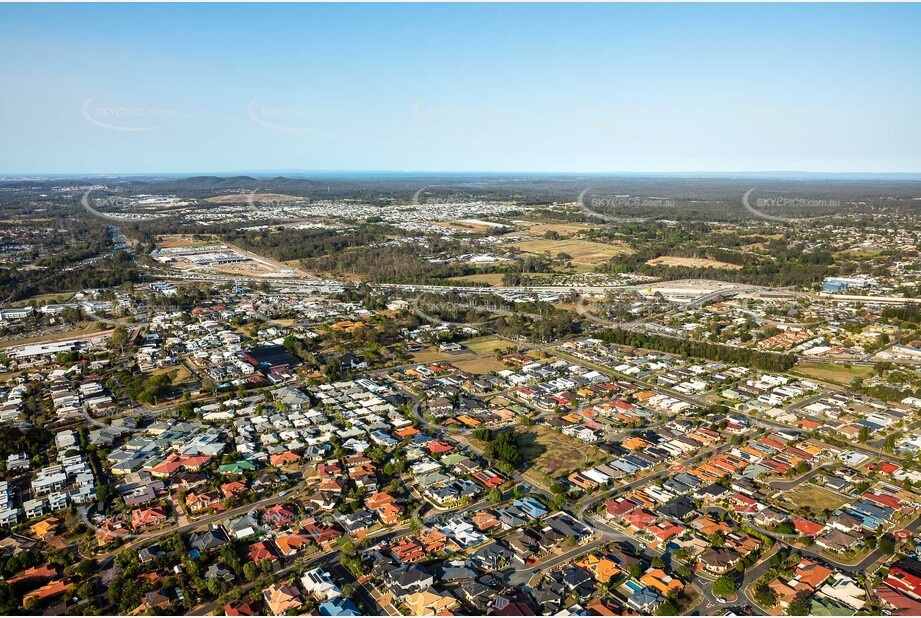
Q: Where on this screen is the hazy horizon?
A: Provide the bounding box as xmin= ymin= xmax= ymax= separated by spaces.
xmin=2 ymin=3 xmax=919 ymax=175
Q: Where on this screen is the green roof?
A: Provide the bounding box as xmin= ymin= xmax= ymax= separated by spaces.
xmin=809 ymin=599 xmax=853 ymax=616
xmin=440 ymin=453 xmax=467 ymax=466
xmin=218 ymin=460 xmax=257 ymax=474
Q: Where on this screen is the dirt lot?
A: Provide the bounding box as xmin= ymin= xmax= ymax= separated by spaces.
xmin=452 ymin=358 xmax=507 ymax=375
xmin=513 ymin=238 xmax=633 ymax=265
xmin=204 ymin=193 xmax=302 ymax=204
xmin=156 ymin=234 xmax=218 ymax=248
xmin=646 ymin=256 xmax=743 ymax=270
xmin=786 ymin=484 xmax=850 ymax=512
xmin=449 ymin=273 xmax=507 ymax=286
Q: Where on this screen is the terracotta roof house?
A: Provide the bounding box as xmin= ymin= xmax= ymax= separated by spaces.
xmin=471 ymin=511 xmax=502 ymax=532
xmin=792 ymin=516 xmax=825 ymax=537
xmin=274 ymin=534 xmax=312 ymax=557
xmin=186 ymin=490 xmax=221 ymax=512
xmin=23 ymin=578 xmax=74 ymax=607
xmin=224 ymin=600 xmax=263 ymax=616
xmin=263 ymin=583 xmax=302 ymax=616
xmin=247 ymin=540 xmax=280 ymax=563
xmin=29 ymin=517 xmax=61 ymax=540
xmin=264 ymin=504 xmax=298 ymax=527
xmin=427 ymin=441 xmax=454 ymax=455
xmin=220 ymin=480 xmax=248 ymax=498
xmin=795 ymin=559 xmax=834 ymax=589
xmin=7 ymin=564 xmax=58 ymax=587
xmin=641 ymin=567 xmax=685 ymax=596
xmin=132 ymin=506 xmax=168 ymax=529
xmin=576 ymin=554 xmax=622 ymax=584
xmin=376 ymin=502 xmax=404 ymax=526
xmin=270 ymin=451 xmax=301 ymax=467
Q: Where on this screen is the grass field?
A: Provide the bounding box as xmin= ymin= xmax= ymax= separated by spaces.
xmin=512 ymin=238 xmax=632 ymax=265
xmin=410 ymin=349 xmax=466 ymax=364
xmin=646 ymin=256 xmax=743 ymax=270
xmin=524 ymin=222 xmax=595 ymax=236
xmin=786 ymin=484 xmax=850 ymax=512
xmin=8 ymin=292 xmax=75 ymax=307
xmin=452 ymin=358 xmax=507 ymax=374
xmin=513 ymin=425 xmax=604 ymax=477
xmin=792 ymin=362 xmax=873 ymax=386
xmin=463 ymin=336 xmax=510 ymax=355
xmin=149 ymin=365 xmax=193 ymax=382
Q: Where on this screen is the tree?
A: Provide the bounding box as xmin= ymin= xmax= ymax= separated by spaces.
xmin=712 ymin=575 xmax=736 ymax=598
xmin=489 ymin=488 xmax=503 ymax=503
xmin=485 ymin=432 xmax=522 ymax=466
xmin=879 ymin=534 xmax=897 ymax=555
xmin=108 ymin=325 xmax=129 ymax=350
xmin=754 ymin=583 xmax=777 ymax=607
xmin=787 ymin=600 xmax=809 ymax=616
xmin=655 ymin=600 xmax=679 ymax=616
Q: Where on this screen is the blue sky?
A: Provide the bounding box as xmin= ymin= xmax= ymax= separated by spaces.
xmin=1 ymin=3 xmax=919 ymax=175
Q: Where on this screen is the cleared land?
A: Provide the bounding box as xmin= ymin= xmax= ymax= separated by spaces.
xmin=785 ymin=484 xmax=850 ymax=512
xmin=792 ymin=362 xmax=873 ymax=386
xmin=410 ymin=348 xmax=473 ymax=364
xmin=155 ymin=235 xmax=218 ymax=248
xmin=204 ymin=193 xmax=302 ymax=204
xmin=513 ymin=238 xmax=632 ymax=265
xmin=524 ymin=222 xmax=595 ymax=236
xmin=463 ymin=336 xmax=511 ymax=355
xmin=514 ymin=424 xmax=605 ymax=477
xmin=646 ymin=256 xmax=743 ymax=270
xmin=0 ymin=323 xmax=107 ymax=349
xmin=149 ymin=364 xmax=193 ymax=382
xmin=452 ymin=358 xmax=507 ymax=375
xmin=8 ymin=292 xmax=75 ymax=307
xmin=449 ymin=273 xmax=506 ymax=286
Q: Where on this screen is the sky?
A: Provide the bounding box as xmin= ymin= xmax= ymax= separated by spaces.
xmin=1 ymin=3 xmax=919 ymax=175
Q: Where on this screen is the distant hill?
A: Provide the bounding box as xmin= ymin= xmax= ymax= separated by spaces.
xmin=127 ymin=175 xmax=326 ymax=192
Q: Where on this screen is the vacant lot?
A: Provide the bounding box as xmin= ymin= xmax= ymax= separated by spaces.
xmin=156 ymin=234 xmax=217 ymax=248
xmin=149 ymin=364 xmax=193 ymax=382
xmin=0 ymin=323 xmax=108 ymax=349
xmin=786 ymin=484 xmax=850 ymax=512
xmin=793 ymin=362 xmax=873 ymax=386
xmin=646 ymin=256 xmax=743 ymax=270
xmin=525 ymin=222 xmax=595 ymax=237
xmin=513 ymin=238 xmax=632 ymax=265
xmin=514 ymin=425 xmax=605 ymax=477
xmin=449 ymin=273 xmax=506 ymax=286
xmin=452 ymin=357 xmax=507 ymax=375
xmin=204 ymin=193 xmax=301 ymax=204
xmin=410 ymin=348 xmax=469 ymax=364
xmin=463 ymin=336 xmax=511 ymax=355
xmin=8 ymin=292 xmax=75 ymax=307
